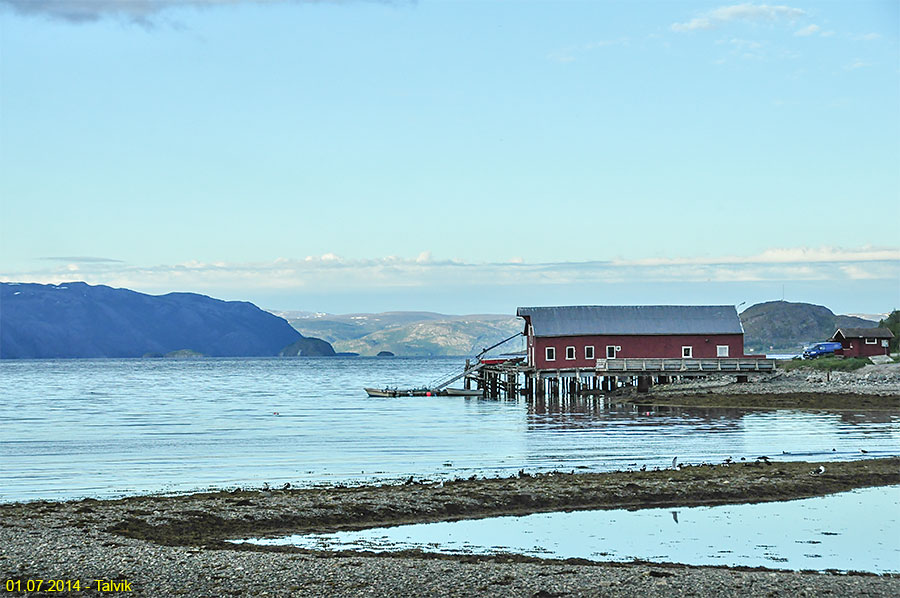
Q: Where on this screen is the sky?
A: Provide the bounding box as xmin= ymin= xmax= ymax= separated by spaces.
xmin=1 ymin=0 xmax=898 ymax=315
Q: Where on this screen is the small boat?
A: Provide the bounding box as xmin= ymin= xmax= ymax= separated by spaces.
xmin=364 ymin=387 xmax=431 ymax=397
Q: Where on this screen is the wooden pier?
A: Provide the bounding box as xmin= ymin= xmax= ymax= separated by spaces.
xmin=468 ymin=357 xmax=776 ymax=400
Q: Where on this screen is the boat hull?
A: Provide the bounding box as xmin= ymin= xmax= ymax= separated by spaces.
xmin=364 ymin=387 xmax=431 ymax=397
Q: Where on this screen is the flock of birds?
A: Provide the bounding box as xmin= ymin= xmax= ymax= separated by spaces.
xmin=662 ymin=448 xmax=872 ymax=476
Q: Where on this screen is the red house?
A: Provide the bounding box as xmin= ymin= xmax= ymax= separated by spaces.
xmin=831 ymin=328 xmax=893 ymax=358
xmin=517 ymin=305 xmax=745 ymax=371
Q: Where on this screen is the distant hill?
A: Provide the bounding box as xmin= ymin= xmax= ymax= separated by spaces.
xmin=740 ymin=300 xmax=878 ymax=354
xmin=0 ymin=282 xmax=334 ymax=359
xmin=273 ymin=311 xmax=524 ymax=357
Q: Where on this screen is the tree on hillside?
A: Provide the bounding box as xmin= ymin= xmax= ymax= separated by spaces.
xmin=878 ymin=310 xmax=900 ymax=353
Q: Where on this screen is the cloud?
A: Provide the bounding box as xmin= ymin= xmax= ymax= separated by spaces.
xmin=3 ymin=246 xmax=897 ymax=297
xmin=0 ymin=0 xmax=409 ymax=24
xmin=793 ymin=24 xmax=819 ymax=37
xmin=619 ymin=246 xmax=900 ymax=267
xmin=672 ymin=3 xmax=806 ymax=32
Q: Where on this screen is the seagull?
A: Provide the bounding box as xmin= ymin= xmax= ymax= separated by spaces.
xmin=818 ymin=465 xmax=826 ymax=474
xmin=640 ymin=465 xmax=647 ymax=472
xmin=860 ymin=449 xmax=869 ymax=454
xmin=672 ymin=457 xmax=678 ymax=469
xmin=671 ymin=511 xmax=679 ymax=524
xmin=723 ymin=457 xmax=733 ymax=464
xmin=757 ymin=456 xmax=771 ymax=463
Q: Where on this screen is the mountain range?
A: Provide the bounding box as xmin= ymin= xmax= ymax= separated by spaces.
xmin=0 ymin=282 xmax=334 ymax=359
xmin=1 ymin=282 xmax=883 ymax=359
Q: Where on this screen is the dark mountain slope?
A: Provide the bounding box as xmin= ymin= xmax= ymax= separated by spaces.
xmin=0 ymin=282 xmax=332 ymax=359
xmin=740 ymin=300 xmax=877 ymax=353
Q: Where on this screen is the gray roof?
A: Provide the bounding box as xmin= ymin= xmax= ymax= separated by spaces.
xmin=834 ymin=327 xmax=894 ymax=339
xmin=516 ymin=305 xmax=743 ymax=337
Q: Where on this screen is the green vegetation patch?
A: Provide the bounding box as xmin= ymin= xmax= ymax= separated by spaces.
xmin=778 ymin=357 xmax=869 ymax=372
xmin=879 ymin=310 xmax=900 ymax=353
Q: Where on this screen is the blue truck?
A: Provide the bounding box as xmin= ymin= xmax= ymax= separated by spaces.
xmin=802 ymin=341 xmax=843 ymax=359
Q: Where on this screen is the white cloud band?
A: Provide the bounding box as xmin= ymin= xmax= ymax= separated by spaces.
xmin=3 ymin=246 xmax=898 ymax=294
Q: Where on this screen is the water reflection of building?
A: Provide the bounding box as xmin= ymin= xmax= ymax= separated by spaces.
xmin=525 ymin=396 xmax=748 ymax=431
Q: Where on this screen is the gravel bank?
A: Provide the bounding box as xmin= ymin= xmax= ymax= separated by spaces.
xmin=2 ymin=459 xmax=898 ymax=597
xmin=614 ymin=362 xmax=900 ymax=409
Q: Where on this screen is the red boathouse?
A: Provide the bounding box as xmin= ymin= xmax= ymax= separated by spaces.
xmin=831 ymin=327 xmax=893 ymax=358
xmin=517 ymin=305 xmax=746 ymax=370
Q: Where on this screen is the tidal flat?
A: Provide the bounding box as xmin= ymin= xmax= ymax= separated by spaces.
xmin=2 ymin=459 xmax=898 ymax=597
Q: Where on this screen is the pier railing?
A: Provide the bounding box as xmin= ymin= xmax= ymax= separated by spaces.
xmin=593 ymin=357 xmax=776 ymax=374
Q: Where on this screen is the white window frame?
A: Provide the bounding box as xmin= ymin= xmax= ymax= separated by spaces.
xmin=865 ymin=338 xmax=877 ymax=345
xmin=606 ymin=345 xmax=617 ymax=359
xmin=585 ymin=345 xmax=595 ymax=360
xmin=565 ymin=346 xmax=576 ymax=360
xmin=545 ymin=347 xmax=556 ymax=361
xmin=682 ymin=346 xmax=693 ymax=358
xmin=716 ymin=345 xmax=729 ymax=357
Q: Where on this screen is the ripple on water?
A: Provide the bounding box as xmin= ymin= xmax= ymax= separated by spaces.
xmin=1 ymin=357 xmax=898 ymax=502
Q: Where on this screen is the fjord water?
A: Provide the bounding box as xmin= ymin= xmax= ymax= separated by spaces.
xmin=2 ymin=357 xmax=899 ymax=502
xmin=238 ymin=485 xmax=900 ymax=574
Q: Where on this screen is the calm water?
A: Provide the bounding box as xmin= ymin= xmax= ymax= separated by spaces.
xmin=1 ymin=357 xmax=899 ymax=502
xmin=236 ymin=485 xmax=900 ymax=574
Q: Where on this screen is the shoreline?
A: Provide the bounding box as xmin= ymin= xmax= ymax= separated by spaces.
xmin=611 ymin=391 xmax=900 ymax=410
xmin=606 ymin=362 xmax=900 ymax=409
xmin=2 ymin=459 xmax=899 ymax=597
